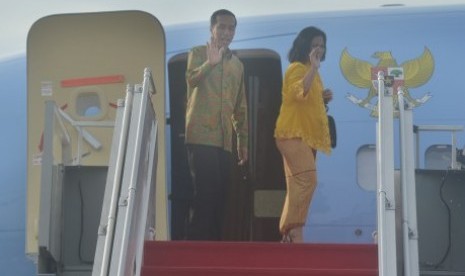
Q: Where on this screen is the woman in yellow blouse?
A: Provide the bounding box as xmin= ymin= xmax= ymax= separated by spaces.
xmin=274 ymin=26 xmax=333 ymax=243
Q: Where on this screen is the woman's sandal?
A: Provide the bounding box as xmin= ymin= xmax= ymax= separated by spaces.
xmin=280 ymin=233 xmax=293 ymax=243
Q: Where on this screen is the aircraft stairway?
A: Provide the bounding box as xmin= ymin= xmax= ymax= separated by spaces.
xmin=35 ymin=68 xmax=465 ymax=276
xmin=141 ymin=241 xmax=378 ymax=276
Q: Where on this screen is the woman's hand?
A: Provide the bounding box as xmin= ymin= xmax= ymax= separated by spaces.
xmin=308 ymin=47 xmax=322 ymax=69
xmin=323 ymin=88 xmax=333 ymax=104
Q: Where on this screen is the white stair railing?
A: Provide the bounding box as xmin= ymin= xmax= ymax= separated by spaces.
xmin=376 ymin=71 xmax=398 ymax=276
xmin=398 ymin=89 xmax=420 ymax=276
xmin=93 ymin=68 xmax=158 ymax=276
xmin=414 ymin=125 xmax=464 ymax=170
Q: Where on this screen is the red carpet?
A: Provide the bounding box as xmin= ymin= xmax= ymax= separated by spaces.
xmin=142 ymin=241 xmax=378 ymax=276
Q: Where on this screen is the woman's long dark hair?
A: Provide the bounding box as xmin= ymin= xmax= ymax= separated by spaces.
xmin=288 ymin=26 xmax=326 ymax=63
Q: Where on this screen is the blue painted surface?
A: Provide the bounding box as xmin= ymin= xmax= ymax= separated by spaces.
xmin=0 ymin=56 xmax=35 ymax=274
xmin=166 ymin=5 xmax=465 ymax=243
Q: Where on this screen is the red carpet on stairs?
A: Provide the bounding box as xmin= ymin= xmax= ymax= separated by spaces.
xmin=142 ymin=241 xmax=378 ymax=276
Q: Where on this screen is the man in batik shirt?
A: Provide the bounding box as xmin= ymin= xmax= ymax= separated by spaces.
xmin=184 ymin=9 xmax=248 ymax=240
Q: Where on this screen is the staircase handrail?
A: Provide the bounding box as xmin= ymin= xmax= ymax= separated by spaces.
xmin=93 ymin=68 xmax=158 ymax=276
xmin=398 ymin=89 xmax=420 ymax=276
xmin=413 ymin=125 xmax=464 ymax=170
xmin=376 ymin=71 xmax=398 ymax=276
xmin=96 ymin=85 xmax=135 ymax=276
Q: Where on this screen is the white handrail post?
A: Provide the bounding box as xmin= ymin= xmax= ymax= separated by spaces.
xmin=451 ymin=131 xmax=459 ymax=169
xmin=96 ymin=84 xmax=134 ymax=276
xmin=398 ymin=89 xmax=420 ymax=276
xmin=376 ymin=71 xmax=397 ymax=276
xmin=111 ymin=68 xmax=158 ymax=276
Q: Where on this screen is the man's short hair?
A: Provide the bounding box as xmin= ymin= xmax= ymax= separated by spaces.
xmin=210 ymin=9 xmax=237 ymax=27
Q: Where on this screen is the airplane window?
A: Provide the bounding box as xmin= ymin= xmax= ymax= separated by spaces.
xmin=76 ymin=92 xmax=102 ymax=118
xmin=425 ymin=144 xmax=452 ymax=170
xmin=84 ymin=106 xmax=101 ymax=117
xmin=356 ymin=144 xmax=377 ymax=191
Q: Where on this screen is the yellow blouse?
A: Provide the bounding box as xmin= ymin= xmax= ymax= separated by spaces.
xmin=274 ymin=62 xmax=331 ymax=154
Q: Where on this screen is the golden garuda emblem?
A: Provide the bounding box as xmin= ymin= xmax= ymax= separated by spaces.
xmin=340 ymin=47 xmax=434 ymax=116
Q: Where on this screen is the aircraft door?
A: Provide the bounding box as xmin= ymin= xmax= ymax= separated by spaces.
xmin=168 ymin=49 xmax=285 ymax=241
xmin=27 ymin=11 xmax=167 ymax=273
xmin=167 ymin=53 xmax=192 ymax=240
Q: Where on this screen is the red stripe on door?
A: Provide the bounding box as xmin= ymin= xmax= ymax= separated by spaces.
xmin=61 ymin=75 xmax=124 ymax=87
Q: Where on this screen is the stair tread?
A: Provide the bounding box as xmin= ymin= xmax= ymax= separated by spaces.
xmin=142 ymin=266 xmax=378 ymax=276
xmin=143 ymin=241 xmax=378 ymax=270
xmin=144 ymin=266 xmax=378 ymax=271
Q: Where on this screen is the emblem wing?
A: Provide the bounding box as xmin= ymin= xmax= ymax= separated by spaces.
xmin=401 ymin=47 xmax=434 ymax=88
xmin=340 ymin=48 xmax=373 ymax=88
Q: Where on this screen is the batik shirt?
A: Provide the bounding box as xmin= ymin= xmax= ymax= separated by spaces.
xmin=274 ymin=62 xmax=331 ymax=154
xmin=185 ymin=45 xmax=248 ymax=153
